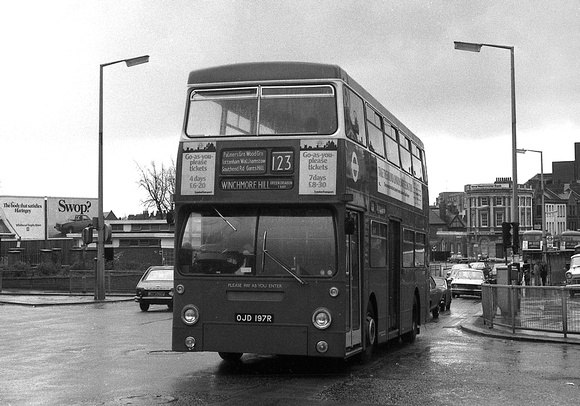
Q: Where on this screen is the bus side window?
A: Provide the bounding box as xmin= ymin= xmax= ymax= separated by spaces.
xmin=343 ymin=86 xmax=367 ymax=146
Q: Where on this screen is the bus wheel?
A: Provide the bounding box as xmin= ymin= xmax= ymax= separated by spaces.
xmin=139 ymin=302 xmax=150 ymax=312
xmin=401 ymin=298 xmax=418 ymax=343
xmin=219 ymin=352 xmax=243 ymax=362
xmin=360 ymin=304 xmax=377 ymax=364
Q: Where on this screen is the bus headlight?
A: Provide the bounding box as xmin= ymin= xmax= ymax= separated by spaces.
xmin=312 ymin=308 xmax=332 ymax=330
xmin=181 ymin=305 xmax=200 ymax=325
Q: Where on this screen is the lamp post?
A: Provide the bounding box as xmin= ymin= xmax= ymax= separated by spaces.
xmin=517 ymin=148 xmax=546 ymax=263
xmin=97 ymin=55 xmax=149 ymax=300
xmin=454 ymin=41 xmax=518 ymax=226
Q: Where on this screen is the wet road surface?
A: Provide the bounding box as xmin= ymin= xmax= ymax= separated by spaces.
xmin=1 ymin=297 xmax=579 ymax=405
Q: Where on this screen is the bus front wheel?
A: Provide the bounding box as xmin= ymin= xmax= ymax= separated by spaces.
xmin=219 ymin=352 xmax=243 ymax=362
xmin=360 ymin=304 xmax=377 ymax=364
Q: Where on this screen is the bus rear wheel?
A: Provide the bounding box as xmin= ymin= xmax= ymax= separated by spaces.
xmin=219 ymin=352 xmax=242 ymax=362
xmin=360 ymin=304 xmax=377 ymax=364
xmin=401 ymin=298 xmax=418 ymax=343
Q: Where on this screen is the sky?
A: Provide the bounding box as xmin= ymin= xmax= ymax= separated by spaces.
xmin=1 ymin=0 xmax=579 ymax=217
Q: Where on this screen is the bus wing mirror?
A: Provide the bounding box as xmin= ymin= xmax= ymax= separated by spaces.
xmin=345 ymin=217 xmax=355 ymax=235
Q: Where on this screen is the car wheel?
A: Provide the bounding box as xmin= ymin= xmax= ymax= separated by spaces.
xmin=139 ymin=302 xmax=150 ymax=312
xmin=219 ymin=352 xmax=243 ymax=362
xmin=432 ymin=306 xmax=439 ymax=319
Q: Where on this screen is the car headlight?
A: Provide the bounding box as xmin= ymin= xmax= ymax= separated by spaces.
xmin=181 ymin=305 xmax=200 ymax=325
xmin=312 ymin=308 xmax=332 ymax=330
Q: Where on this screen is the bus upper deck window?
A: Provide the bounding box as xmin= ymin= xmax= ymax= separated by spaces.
xmin=259 ymin=85 xmax=337 ymax=136
xmin=186 ymin=88 xmax=258 ymax=137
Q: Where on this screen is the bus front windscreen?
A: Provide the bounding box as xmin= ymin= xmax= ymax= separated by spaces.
xmin=186 ymin=85 xmax=337 ymax=137
xmin=177 ymin=207 xmax=336 ymax=278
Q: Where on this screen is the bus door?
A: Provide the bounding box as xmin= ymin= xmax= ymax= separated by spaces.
xmin=388 ymin=219 xmax=401 ymax=331
xmin=345 ymin=210 xmax=362 ymax=348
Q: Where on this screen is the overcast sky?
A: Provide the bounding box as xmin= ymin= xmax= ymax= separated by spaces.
xmin=1 ymin=1 xmax=579 ymax=217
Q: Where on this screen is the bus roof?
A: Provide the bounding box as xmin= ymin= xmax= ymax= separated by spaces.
xmin=187 ymin=62 xmax=422 ymax=148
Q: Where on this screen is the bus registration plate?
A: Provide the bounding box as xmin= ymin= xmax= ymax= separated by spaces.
xmin=235 ymin=313 xmax=274 ymax=323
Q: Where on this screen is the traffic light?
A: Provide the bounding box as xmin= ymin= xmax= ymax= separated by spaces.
xmin=82 ymin=226 xmax=93 ymax=245
xmin=502 ymin=222 xmax=512 ymax=248
xmin=511 ymin=222 xmax=520 ymax=254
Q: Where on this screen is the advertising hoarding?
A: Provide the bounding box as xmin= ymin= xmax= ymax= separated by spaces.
xmin=0 ymin=196 xmax=98 ymax=240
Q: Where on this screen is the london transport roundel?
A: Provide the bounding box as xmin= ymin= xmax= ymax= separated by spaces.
xmin=351 ymin=151 xmax=359 ymax=182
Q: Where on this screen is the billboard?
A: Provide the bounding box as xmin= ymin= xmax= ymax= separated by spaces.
xmin=0 ymin=196 xmax=45 ymax=240
xmin=0 ymin=196 xmax=98 ymax=240
xmin=47 ymin=197 xmax=98 ymax=239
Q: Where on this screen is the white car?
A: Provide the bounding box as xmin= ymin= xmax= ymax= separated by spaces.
xmin=451 ymin=269 xmax=485 ymax=298
xmin=565 ymin=253 xmax=580 ymax=298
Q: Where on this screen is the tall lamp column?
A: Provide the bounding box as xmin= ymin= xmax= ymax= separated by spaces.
xmin=454 ymin=41 xmax=518 ymax=226
xmin=517 ymin=148 xmax=546 ymax=263
xmin=97 ymin=55 xmax=149 ymax=300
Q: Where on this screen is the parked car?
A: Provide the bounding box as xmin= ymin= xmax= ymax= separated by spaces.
xmin=429 ymin=276 xmax=443 ymax=318
xmin=565 ymin=253 xmax=580 ymax=297
xmin=446 ymin=264 xmax=470 ymax=286
xmin=54 ymin=214 xmax=92 ymax=234
xmin=451 ymin=269 xmax=485 ymax=298
xmin=469 ymin=261 xmax=491 ymax=279
xmin=134 ymin=266 xmax=174 ymax=311
xmin=433 ymin=276 xmax=451 ymax=311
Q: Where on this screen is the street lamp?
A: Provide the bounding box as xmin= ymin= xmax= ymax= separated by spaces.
xmin=97 ymin=55 xmax=149 ymax=300
xmin=454 ymin=41 xmax=518 ymax=225
xmin=517 ymin=148 xmax=546 ymax=262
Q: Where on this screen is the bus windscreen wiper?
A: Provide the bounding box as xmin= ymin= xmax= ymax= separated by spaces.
xmin=213 ymin=207 xmax=237 ymax=231
xmin=261 ymin=231 xmax=307 ymax=285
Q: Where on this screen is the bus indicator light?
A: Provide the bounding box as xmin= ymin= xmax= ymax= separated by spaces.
xmin=185 ymin=336 xmax=196 ymax=350
xmin=329 ymin=287 xmax=339 ymax=297
xmin=316 ymin=341 xmax=329 ymax=354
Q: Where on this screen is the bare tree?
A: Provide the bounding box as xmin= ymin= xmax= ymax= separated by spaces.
xmin=136 ymin=159 xmax=175 ymax=216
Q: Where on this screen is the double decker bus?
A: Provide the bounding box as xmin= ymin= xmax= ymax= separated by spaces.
xmin=171 ymin=62 xmax=429 ymax=362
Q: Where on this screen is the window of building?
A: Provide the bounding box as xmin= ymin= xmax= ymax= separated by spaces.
xmin=495 ymin=212 xmax=504 ymax=227
xmin=480 ymin=212 xmax=489 ymax=227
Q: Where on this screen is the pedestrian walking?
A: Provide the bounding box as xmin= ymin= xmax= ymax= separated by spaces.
xmin=540 ymin=262 xmax=548 ymax=286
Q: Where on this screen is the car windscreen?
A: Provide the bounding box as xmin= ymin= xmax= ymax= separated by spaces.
xmin=145 ymin=269 xmax=173 ymax=281
xmin=456 ymin=270 xmax=484 ymax=280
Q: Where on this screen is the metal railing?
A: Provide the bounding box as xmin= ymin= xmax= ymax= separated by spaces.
xmin=481 ymin=284 xmax=580 ymax=338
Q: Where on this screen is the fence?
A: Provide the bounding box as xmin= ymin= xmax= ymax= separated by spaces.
xmin=1 ymin=270 xmax=143 ymax=294
xmin=481 ymin=284 xmax=580 ymax=338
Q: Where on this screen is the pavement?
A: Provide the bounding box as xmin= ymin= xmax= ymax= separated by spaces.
xmin=1 ymin=289 xmax=579 ymax=345
xmin=0 ymin=289 xmax=134 ymax=306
